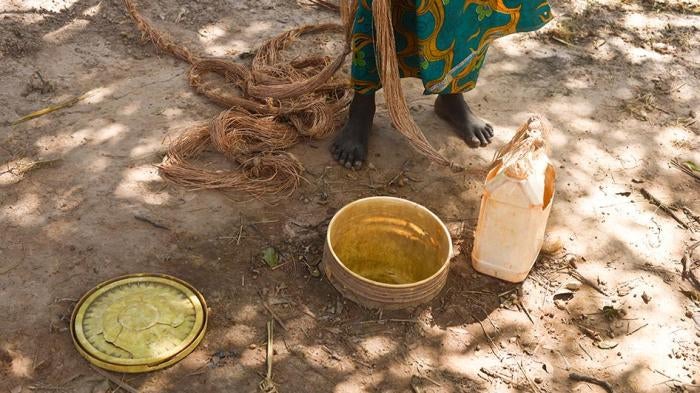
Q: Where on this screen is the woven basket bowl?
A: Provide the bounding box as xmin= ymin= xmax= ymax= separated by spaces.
xmin=323 ymin=197 xmax=452 ymax=310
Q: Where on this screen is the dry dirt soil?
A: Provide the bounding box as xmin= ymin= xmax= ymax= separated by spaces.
xmin=1 ymin=0 xmax=699 ymax=392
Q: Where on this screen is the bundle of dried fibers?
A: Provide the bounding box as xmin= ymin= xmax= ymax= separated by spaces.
xmin=124 ymin=0 xmax=458 ymax=197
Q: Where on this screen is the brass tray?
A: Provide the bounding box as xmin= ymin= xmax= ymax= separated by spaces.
xmin=70 ymin=273 xmax=207 ymax=373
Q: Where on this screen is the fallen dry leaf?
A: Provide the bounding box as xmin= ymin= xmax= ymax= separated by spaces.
xmin=596 ymin=340 xmax=618 ymax=350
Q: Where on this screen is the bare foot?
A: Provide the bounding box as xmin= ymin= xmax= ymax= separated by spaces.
xmin=331 ymin=92 xmax=375 ymax=169
xmin=434 ymin=93 xmax=493 ymax=147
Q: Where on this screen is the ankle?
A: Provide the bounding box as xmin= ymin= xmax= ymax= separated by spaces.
xmin=349 ymin=92 xmax=376 ymax=118
xmin=438 ymin=93 xmax=464 ymax=104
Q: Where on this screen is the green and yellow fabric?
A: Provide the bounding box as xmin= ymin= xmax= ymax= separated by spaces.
xmin=351 ymin=0 xmax=553 ymax=95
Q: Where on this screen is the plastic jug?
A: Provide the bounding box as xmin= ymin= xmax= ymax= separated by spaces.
xmin=471 ymin=116 xmax=556 ymax=283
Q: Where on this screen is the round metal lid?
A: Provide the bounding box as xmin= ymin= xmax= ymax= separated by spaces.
xmin=71 ymin=274 xmax=207 ymax=373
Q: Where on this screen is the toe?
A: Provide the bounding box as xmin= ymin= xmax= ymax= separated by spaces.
xmin=337 ymin=150 xmax=348 ymax=165
xmin=345 ymin=150 xmax=356 ymax=168
xmin=483 ymin=128 xmax=493 ymax=142
xmin=475 ymin=129 xmax=488 ymax=146
xmin=485 ymin=124 xmax=494 ymax=138
xmin=465 ymin=134 xmax=481 ymax=148
xmin=353 ymin=150 xmax=365 ymax=169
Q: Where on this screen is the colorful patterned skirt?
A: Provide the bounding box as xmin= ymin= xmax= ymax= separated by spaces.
xmin=350 ymin=0 xmax=553 ymax=95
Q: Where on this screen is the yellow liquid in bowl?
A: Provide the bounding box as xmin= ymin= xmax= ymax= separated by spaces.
xmin=332 ymin=217 xmax=444 ymax=285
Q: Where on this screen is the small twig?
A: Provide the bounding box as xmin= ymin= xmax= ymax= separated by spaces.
xmin=640 ymin=188 xmax=689 ymax=229
xmin=90 ymin=366 xmax=139 ymax=393
xmin=27 ymin=383 xmax=66 ymax=391
xmin=185 ymin=365 xmax=208 ymax=377
xmin=550 ymin=36 xmax=586 ymax=50
xmin=270 ymin=261 xmax=289 ymax=271
xmin=295 ymin=303 xmax=317 ymax=319
xmin=569 ymin=269 xmax=607 ymax=296
xmin=550 ymin=36 xmax=574 ymax=47
xmin=518 ymin=362 xmax=542 ymax=393
xmin=650 ymin=369 xmax=696 ymax=389
xmin=648 ymin=102 xmax=671 ymax=115
xmin=552 ymin=349 xmax=572 ymax=371
xmin=578 ymin=342 xmax=593 ymax=361
xmin=267 ymin=322 xmax=274 ymax=377
xmin=682 ymin=207 xmax=700 ymax=225
xmin=250 ymin=219 xmax=280 ymax=225
xmin=134 ymin=215 xmax=169 ymax=230
xmin=353 ymin=318 xmax=418 ymax=325
xmin=479 ymin=367 xmax=509 ymax=383
xmin=354 ymin=358 xmax=372 ymax=368
xmin=259 ymin=320 xmax=278 ymax=392
xmin=54 ymin=297 xmax=78 ymax=303
xmin=498 ymin=288 xmax=518 ymax=298
xmin=569 ymin=372 xmax=614 ymax=393
xmin=1 ymin=158 xmax=62 ymax=176
xmin=35 ymin=71 xmax=47 ymax=84
xmin=516 ymin=288 xmax=535 ymax=325
xmin=236 ymin=223 xmax=244 ymax=245
xmin=321 ymin=345 xmax=341 ymax=361
xmin=575 ymin=323 xmax=601 ymax=341
xmin=519 ymin=303 xmax=535 ymax=324
xmin=476 ymin=305 xmax=499 ymax=333
xmin=416 ymin=374 xmax=442 ymax=387
xmin=461 ymin=290 xmax=495 ymax=296
xmin=653 ymin=368 xmax=681 ymax=383
xmin=471 ymin=314 xmax=503 ymax=362
xmin=626 ymin=323 xmax=648 ymax=336
xmin=681 ymin=241 xmax=700 ymax=290
xmin=671 ymin=159 xmax=700 ymax=183
xmin=258 ymin=292 xmax=287 ymax=330
xmin=12 ymin=93 xmax=88 ymax=125
xmin=387 ymin=170 xmax=406 ymax=186
xmin=671 ymin=82 xmax=687 ymax=92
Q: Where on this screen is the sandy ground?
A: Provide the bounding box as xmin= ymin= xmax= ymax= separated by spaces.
xmin=1 ymin=0 xmax=699 ymax=392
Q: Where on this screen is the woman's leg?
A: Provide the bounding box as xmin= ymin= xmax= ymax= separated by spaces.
xmin=419 ymin=0 xmax=552 ymax=146
xmin=331 ymin=0 xmax=382 ymax=169
xmin=332 ymin=0 xmax=553 ymax=166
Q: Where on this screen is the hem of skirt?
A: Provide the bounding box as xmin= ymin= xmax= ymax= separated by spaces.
xmin=422 ymin=83 xmax=477 ymax=96
xmin=353 ymin=86 xmax=379 ymax=95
